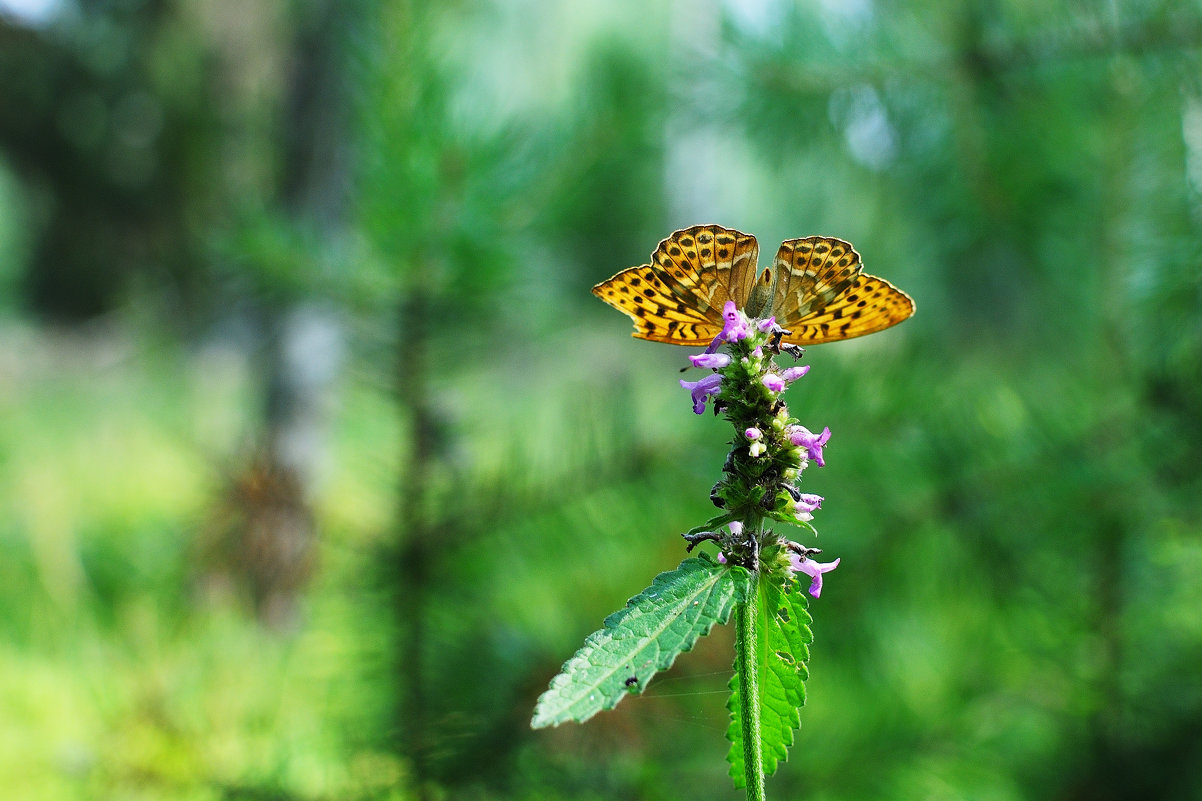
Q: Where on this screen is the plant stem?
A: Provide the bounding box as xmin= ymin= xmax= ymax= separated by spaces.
xmin=736 ymin=569 xmax=766 ymax=801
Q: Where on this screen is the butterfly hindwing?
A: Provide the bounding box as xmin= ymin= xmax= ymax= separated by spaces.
xmin=769 ymin=236 xmax=863 ymax=321
xmin=777 ymin=273 xmax=915 ymax=345
xmin=591 ymin=262 xmax=725 ymax=344
xmin=654 ymin=225 xmax=760 ymax=317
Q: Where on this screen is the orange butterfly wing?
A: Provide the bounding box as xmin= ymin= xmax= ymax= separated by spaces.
xmin=777 ymin=273 xmax=915 ymax=345
xmin=592 ymin=225 xmax=760 ymax=345
xmin=594 ymin=228 xmax=913 ymax=346
xmin=768 ymin=236 xmax=914 ymax=344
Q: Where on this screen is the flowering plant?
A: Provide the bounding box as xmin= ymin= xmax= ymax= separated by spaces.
xmin=532 ymin=301 xmax=841 ymax=798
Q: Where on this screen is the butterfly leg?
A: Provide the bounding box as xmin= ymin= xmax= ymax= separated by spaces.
xmin=766 ymin=323 xmax=805 ymax=360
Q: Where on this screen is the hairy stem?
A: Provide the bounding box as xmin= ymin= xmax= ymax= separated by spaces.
xmin=736 ymin=570 xmax=766 ymax=800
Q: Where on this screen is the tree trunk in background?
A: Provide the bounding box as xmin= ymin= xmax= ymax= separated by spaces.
xmin=250 ymin=302 xmax=342 ymax=628
xmin=223 ymin=0 xmax=350 ymax=628
xmin=395 ymin=286 xmax=436 ymax=801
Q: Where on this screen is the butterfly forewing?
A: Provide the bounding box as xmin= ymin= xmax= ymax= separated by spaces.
xmin=592 ymin=225 xmax=759 ymax=345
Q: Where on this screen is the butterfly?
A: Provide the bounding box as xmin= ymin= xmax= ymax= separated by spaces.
xmin=592 ymin=224 xmax=914 ymax=346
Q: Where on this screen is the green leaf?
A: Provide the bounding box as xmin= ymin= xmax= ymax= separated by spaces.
xmin=531 ymin=555 xmax=750 ymax=729
xmin=684 ymin=514 xmax=735 ymax=538
xmin=727 ymin=574 xmax=814 ymax=788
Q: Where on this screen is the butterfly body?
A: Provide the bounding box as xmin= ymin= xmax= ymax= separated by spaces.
xmin=592 ymin=225 xmax=914 ymax=346
xmin=744 ymin=269 xmax=776 ymax=319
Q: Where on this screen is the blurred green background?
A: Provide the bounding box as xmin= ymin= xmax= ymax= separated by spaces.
xmin=2 ymin=0 xmax=1201 ymax=799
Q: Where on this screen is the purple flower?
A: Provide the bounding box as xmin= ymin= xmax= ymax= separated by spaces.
xmin=788 ymin=425 xmax=831 ymax=467
xmin=689 ymin=352 xmax=731 ymax=369
xmin=744 ymin=427 xmax=762 ymax=440
xmin=793 ymin=493 xmax=823 ymax=521
xmin=781 ymin=365 xmax=810 ymax=382
xmin=762 ymin=373 xmax=786 ymax=393
xmin=721 ymin=301 xmax=750 ymax=342
xmin=756 ymin=316 xmax=777 ymax=332
xmin=680 ymin=373 xmax=723 ymax=414
xmin=795 ymin=493 xmax=823 ymax=512
xmin=790 ymin=554 xmax=841 ymax=598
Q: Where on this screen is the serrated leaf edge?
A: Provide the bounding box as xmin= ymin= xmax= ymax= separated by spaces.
xmin=531 ymin=557 xmax=749 ymax=729
xmin=726 ymin=575 xmax=814 ymax=788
